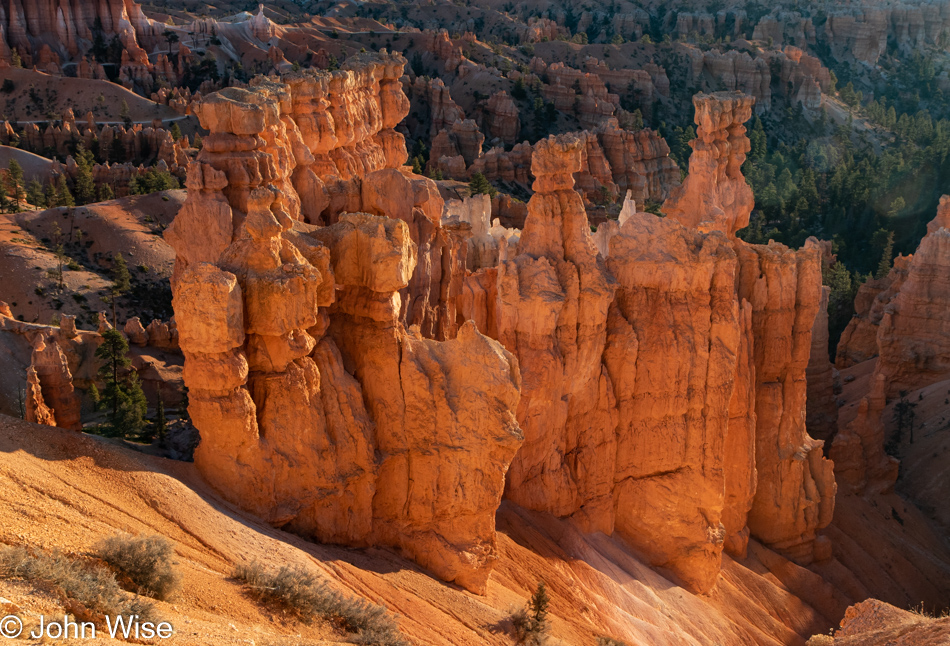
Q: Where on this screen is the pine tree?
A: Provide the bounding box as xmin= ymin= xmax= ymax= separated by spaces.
xmin=529 ymin=581 xmax=550 ymax=625
xmin=54 ymin=175 xmax=75 ymax=207
xmin=7 ymin=159 xmax=23 ymax=211
xmin=169 ymin=122 xmax=182 ymax=141
xmin=119 ymin=100 xmax=132 ymax=128
xmin=97 ymin=183 xmax=114 ymax=201
xmin=193 ymin=133 xmax=202 ymax=150
xmin=10 ymin=49 xmax=21 ymax=68
xmin=88 ymin=382 xmax=100 ymax=407
xmin=875 ymin=231 xmax=895 ymax=279
xmin=469 ymin=172 xmax=497 ymax=197
xmin=155 ymin=394 xmax=167 ymax=447
xmin=108 ymin=252 xmax=131 ymax=326
xmin=74 ymin=144 xmax=96 ymax=205
xmin=26 ymin=179 xmax=45 ymax=208
xmin=95 ymin=329 xmax=147 ymax=437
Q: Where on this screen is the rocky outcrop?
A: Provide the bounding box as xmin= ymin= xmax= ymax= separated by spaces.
xmin=834 ymin=258 xmax=911 ymax=369
xmin=701 ymin=50 xmax=772 ymax=113
xmin=736 ymin=239 xmax=835 ymax=565
xmin=872 ymin=200 xmax=950 ymax=396
xmin=664 ymin=92 xmax=755 ymax=236
xmin=24 ymin=366 xmax=55 ymax=427
xmin=832 ymin=197 xmax=950 ymax=490
xmin=0 ymin=0 xmax=162 ymax=66
xmin=485 ymin=91 xmax=519 ymax=145
xmin=27 ymin=332 xmax=81 ymax=431
xmin=428 ymin=78 xmax=465 ymax=136
xmin=167 ymin=55 xmax=523 ymax=594
xmin=596 ymin=119 xmax=681 ymax=203
xmin=462 ymin=133 xmax=620 ymax=539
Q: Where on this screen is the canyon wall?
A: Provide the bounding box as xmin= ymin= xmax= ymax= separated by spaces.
xmin=831 ymin=196 xmax=950 ymax=494
xmin=166 ymin=54 xmax=523 ymax=594
xmin=167 ymin=57 xmax=837 ymax=597
xmin=459 ymin=92 xmax=835 ymax=592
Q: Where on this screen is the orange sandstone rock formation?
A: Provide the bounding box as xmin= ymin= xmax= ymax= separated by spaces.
xmin=25 ymin=332 xmax=82 ymax=431
xmin=458 ymin=91 xmax=835 ymax=591
xmin=872 ymin=199 xmax=950 ymax=396
xmin=167 ymin=55 xmax=523 ymax=594
xmin=831 ymin=196 xmax=950 ymax=495
xmin=664 ymin=92 xmax=755 ymax=236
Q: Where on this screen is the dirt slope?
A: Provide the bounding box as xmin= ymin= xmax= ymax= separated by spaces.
xmin=0 ymin=414 xmax=947 ymax=645
xmin=0 ymin=190 xmax=183 ymax=328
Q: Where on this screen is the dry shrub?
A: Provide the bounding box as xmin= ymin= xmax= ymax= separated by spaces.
xmin=596 ymin=637 xmax=630 ymax=646
xmin=95 ymin=534 xmax=180 ymax=600
xmin=233 ymin=561 xmax=408 ymax=646
xmin=0 ymin=545 xmax=156 ymax=623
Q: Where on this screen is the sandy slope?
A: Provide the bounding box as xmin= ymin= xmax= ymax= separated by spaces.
xmin=0 ymin=414 xmax=947 ymax=645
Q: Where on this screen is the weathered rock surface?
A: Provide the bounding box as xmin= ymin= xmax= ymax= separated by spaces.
xmin=168 ymin=56 xmax=523 ymax=594
xmin=664 ymin=92 xmax=755 ymax=236
xmin=485 ymin=91 xmax=520 ymax=145
xmin=27 ymin=333 xmax=81 ymax=431
xmin=873 ymin=200 xmax=950 ymax=396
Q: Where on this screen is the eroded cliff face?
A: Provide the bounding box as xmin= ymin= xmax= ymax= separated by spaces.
xmin=831 ymin=196 xmax=950 ymax=495
xmin=168 ymin=58 xmax=838 ymax=597
xmin=456 ymin=94 xmax=835 ymax=592
xmin=0 ymin=0 xmax=161 ymax=65
xmin=166 ymin=54 xmax=522 ymax=594
xmin=873 ymin=199 xmax=950 ymax=396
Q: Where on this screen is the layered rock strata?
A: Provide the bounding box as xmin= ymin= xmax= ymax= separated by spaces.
xmin=664 ymin=92 xmax=755 ymax=236
xmin=167 ymin=56 xmax=523 ymax=594
xmin=460 ymin=93 xmax=835 ymax=591
xmin=831 ymin=197 xmax=950 ymax=494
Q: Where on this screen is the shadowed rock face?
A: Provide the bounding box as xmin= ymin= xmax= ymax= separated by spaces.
xmin=167 ymin=53 xmax=522 ymax=595
xmin=831 ymin=196 xmax=950 ymax=496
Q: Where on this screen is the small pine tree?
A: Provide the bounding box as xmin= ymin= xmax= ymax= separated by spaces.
xmin=26 ymin=178 xmax=45 ymax=208
xmin=95 ymin=329 xmax=147 ymax=437
xmin=54 ymin=175 xmax=75 ymax=207
xmin=74 ymin=144 xmax=96 ymax=205
xmin=7 ymin=159 xmax=23 ymax=211
xmin=10 ymin=49 xmax=21 ymax=68
xmin=529 ymin=581 xmax=549 ymax=626
xmin=97 ymin=183 xmax=114 ymax=201
xmin=108 ymin=252 xmax=131 ymax=325
xmin=155 ymin=395 xmax=167 ymax=447
xmin=112 ymin=253 xmax=131 ymax=294
xmin=169 ymin=122 xmax=182 ymax=141
xmin=469 ymin=172 xmax=497 ymax=197
xmin=88 ymin=382 xmax=100 ymax=407
xmin=875 ymin=231 xmax=895 ymax=279
xmin=193 ymin=133 xmax=202 ymax=150
xmin=119 ymin=100 xmax=132 ymax=128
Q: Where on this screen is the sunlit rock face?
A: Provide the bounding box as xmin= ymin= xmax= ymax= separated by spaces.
xmin=167 ymin=54 xmax=523 ymax=595
xmin=457 ymin=95 xmax=835 ymax=592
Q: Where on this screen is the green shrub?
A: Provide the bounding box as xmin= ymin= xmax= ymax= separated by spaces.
xmin=233 ymin=561 xmax=407 ymax=645
xmin=95 ymin=534 xmax=180 ymax=600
